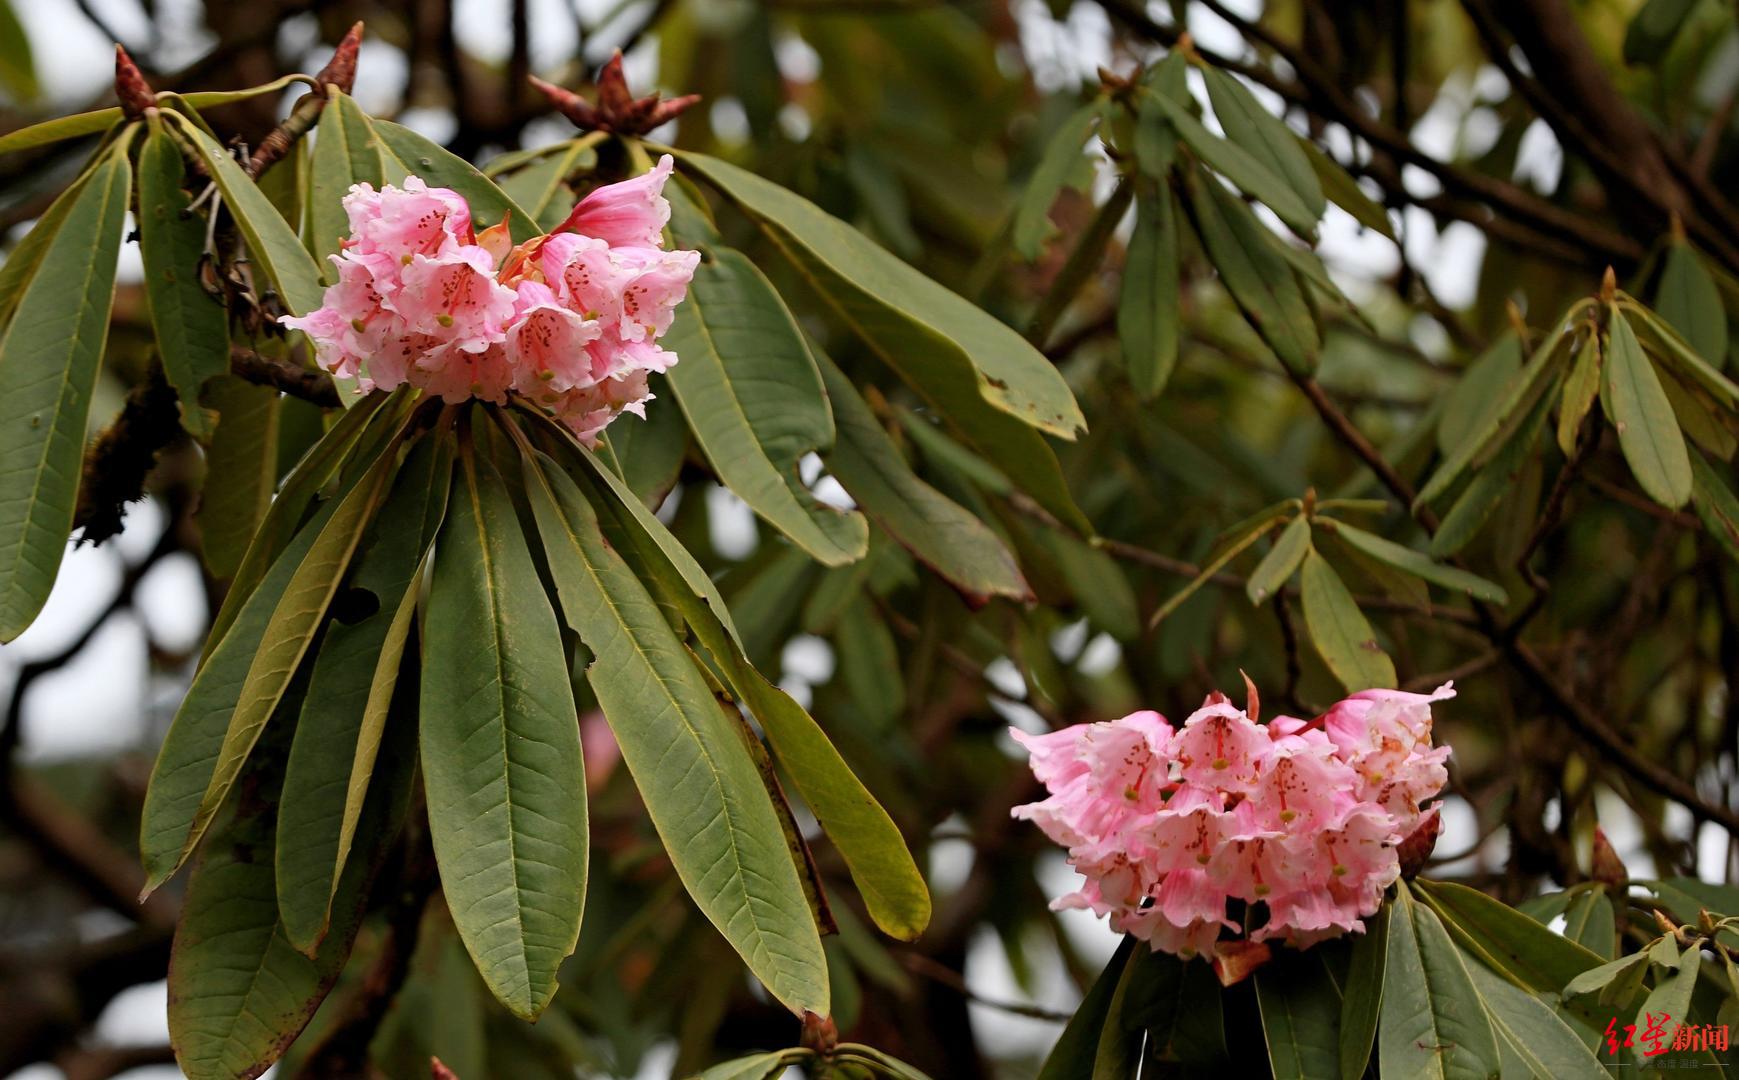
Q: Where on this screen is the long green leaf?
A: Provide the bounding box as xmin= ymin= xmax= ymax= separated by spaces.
xmin=205 ymin=388 xmax=405 ymax=653
xmin=0 ymin=162 xmax=96 ymax=327
xmin=1379 ymin=886 xmax=1501 ymax=1080
xmin=1623 ymin=299 xmax=1739 ymax=409
xmin=167 ymin=111 xmax=324 ymax=316
xmin=816 ymin=352 xmax=1030 ymax=605
xmin=1326 ymin=520 xmax=1508 ymax=603
xmin=138 ymin=123 xmax=229 ymax=440
xmin=0 ymin=108 xmax=118 ymax=155
xmin=1256 ymin=953 xmax=1342 ymax=1079
xmin=1202 ymin=67 xmax=1324 ymax=219
xmin=1657 ymin=241 xmax=1727 ymax=370
xmin=1340 ymin=904 xmax=1387 ymax=1080
xmin=1558 ymin=331 xmax=1602 ymax=457
xmin=1633 ymin=948 xmax=1701 ymax=1065
xmin=1184 ymin=167 xmax=1319 ymax=375
xmin=1120 ymin=183 xmax=1182 ymax=400
xmin=0 ymin=142 xmax=129 ymax=642
xmin=196 ymin=377 xmax=281 ymax=579
xmin=308 ymin=90 xmax=385 ymax=274
xmin=496 ymin=134 xmax=603 ymax=230
xmin=1246 ymin=514 xmax=1308 ymax=605
xmin=1429 ymin=388 xmax=1554 ymax=558
xmin=1144 ymin=88 xmax=1318 ymax=235
xmin=663 ymin=246 xmax=868 ymax=566
xmin=181 ymin=424 xmax=404 ymax=865
xmin=1439 ymin=334 xmax=1523 ymax=458
xmin=1463 ymin=958 xmax=1608 ymax=1080
xmin=517 ymin=443 xmax=825 ymax=1015
xmin=421 ymin=433 xmax=588 ymax=1020
xmin=276 ymin=430 xmax=452 ymax=951
xmin=668 ymin=148 xmax=1090 ymax=532
xmin=1691 ymin=449 xmax=1739 ymax=564
xmin=1416 ymin=318 xmax=1574 ymax=507
xmin=140 ymin=404 xmax=408 ymax=892
xmin=1562 ymin=888 xmax=1616 ymax=960
xmin=168 ymin=683 xmax=411 ymax=1080
xmin=1013 ymin=102 xmax=1101 ymax=260
xmin=1606 ymin=306 xmax=1693 ymax=509
xmin=1300 ymin=547 xmax=1395 ymax=691
xmin=1299 ymin=137 xmax=1394 ymax=240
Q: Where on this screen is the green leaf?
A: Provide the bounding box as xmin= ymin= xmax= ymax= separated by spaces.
xmin=1623 ymin=298 xmax=1739 ymax=410
xmin=1325 ymin=520 xmax=1508 ymax=603
xmin=695 ymin=1049 xmax=815 ymax=1080
xmin=1299 ymin=137 xmax=1394 ymax=240
xmin=0 ymin=108 xmax=118 ymax=155
xmin=668 ymin=148 xmax=1090 ymax=532
xmin=1246 ymin=514 xmax=1309 ymax=605
xmin=0 ymin=164 xmax=96 ymax=327
xmin=140 ymin=415 xmax=410 ymax=893
xmin=138 ymin=122 xmax=230 ymax=440
xmin=663 ymin=246 xmax=868 ymax=566
xmin=0 ymin=0 xmax=38 ymax=103
xmin=205 ymin=389 xmax=407 ymax=652
xmin=1563 ymin=951 xmax=1652 ymax=1005
xmin=1093 ymin=942 xmax=1173 ymax=1079
xmin=420 ymin=433 xmax=588 ymax=1020
xmin=1120 ymin=183 xmax=1182 ymax=399
xmin=517 ymin=442 xmax=827 ymax=1015
xmin=1606 ymin=306 xmax=1693 ymax=509
xmin=308 ymin=90 xmax=385 ymax=275
xmin=1633 ymin=947 xmax=1701 ymax=1065
xmin=1439 ymin=333 xmax=1523 ymax=458
xmin=1256 ymin=953 xmax=1343 ymax=1079
xmin=1657 ymin=241 xmax=1727 ymax=370
xmin=1013 ymin=102 xmax=1102 ymax=259
xmin=1151 ymin=503 xmax=1294 ymax=626
xmin=1430 ymin=388 xmax=1555 ymax=558
xmin=1037 ymin=937 xmax=1136 ymax=1080
xmin=168 ymin=702 xmax=410 ymax=1080
xmin=1379 ymin=886 xmax=1501 ymax=1080
xmin=1624 ymin=0 xmax=1699 ymax=63
xmin=1562 ymin=888 xmax=1616 ymax=960
xmin=197 ymin=378 xmax=281 ymax=578
xmin=370 ymin=115 xmax=538 ymax=242
xmin=1691 ymin=450 xmax=1739 ymax=563
xmin=1412 ymin=879 xmax=1613 ymax=999
xmin=185 ymin=425 xmax=397 ymax=843
xmin=1341 ymin=905 xmax=1387 ymax=1080
xmin=167 ymin=111 xmax=325 ymax=316
xmin=495 ymin=134 xmax=602 ymax=230
xmin=1184 ymin=166 xmax=1319 ymax=375
xmin=1300 ymin=547 xmax=1395 ymax=691
xmin=1462 ymin=958 xmax=1608 ymax=1080
xmin=1417 ymin=319 xmax=1574 ymax=507
xmin=0 ymin=142 xmax=130 ymax=642
xmin=834 ymin=1044 xmax=935 ymax=1080
xmin=1558 ymin=331 xmax=1602 ymax=457
xmin=816 ymin=353 xmax=1030 ymax=605
xmin=1202 ymin=66 xmax=1324 ymax=219
xmin=276 ymin=431 xmax=452 ymax=952
xmin=1143 ymin=88 xmax=1318 ymax=235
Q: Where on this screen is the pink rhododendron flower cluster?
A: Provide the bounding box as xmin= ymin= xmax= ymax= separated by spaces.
xmin=282 ymin=156 xmax=699 ymax=442
xmin=1010 ymin=682 xmax=1453 ymax=958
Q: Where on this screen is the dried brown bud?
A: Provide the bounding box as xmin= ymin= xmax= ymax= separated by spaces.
xmin=1240 ymin=669 xmax=1260 ymax=724
xmin=1211 ymin=940 xmax=1272 ymax=987
xmin=1600 ymin=266 xmax=1617 ymax=304
xmin=533 ymin=53 xmax=701 ymax=136
xmin=595 ymin=50 xmax=633 ymax=115
xmin=1397 ymin=806 xmax=1441 ymax=879
xmin=1590 ymin=826 xmax=1627 ymax=888
xmin=530 ymin=75 xmax=600 ymax=130
xmin=114 ymin=45 xmax=156 ymax=119
xmin=315 ymin=22 xmax=364 ymax=94
xmin=800 ymin=1011 xmax=838 ymax=1055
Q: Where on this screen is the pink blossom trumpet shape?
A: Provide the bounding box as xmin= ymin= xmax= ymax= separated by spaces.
xmin=282 ymin=156 xmax=697 ymax=442
xmin=1010 ymin=681 xmax=1455 ymax=962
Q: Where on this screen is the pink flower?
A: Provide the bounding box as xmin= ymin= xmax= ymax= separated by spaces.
xmin=504 ymin=281 xmax=603 ymax=391
xmin=281 ymin=168 xmax=697 ymax=440
xmin=1170 ymin=696 xmax=1272 ymax=792
xmin=1009 ymin=677 xmax=1454 ymax=962
xmin=557 ymin=154 xmax=676 ymax=248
